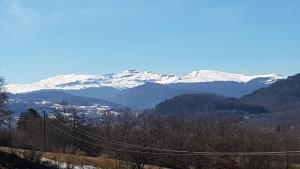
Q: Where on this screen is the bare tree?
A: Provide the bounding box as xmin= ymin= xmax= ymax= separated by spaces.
xmin=0 ymin=77 xmax=9 ymax=128
xmin=127 ymin=113 xmax=155 ymax=169
xmin=99 ymin=110 xmax=115 ymax=138
xmin=0 ymin=77 xmax=12 ymax=146
xmin=115 ymin=109 xmax=136 ymax=142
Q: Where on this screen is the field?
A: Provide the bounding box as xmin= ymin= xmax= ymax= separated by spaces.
xmin=0 ymin=147 xmax=168 ymax=169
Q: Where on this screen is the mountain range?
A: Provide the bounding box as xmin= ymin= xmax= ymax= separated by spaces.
xmin=5 ymin=70 xmax=285 ymax=112
xmin=153 ymin=74 xmax=300 ymax=125
xmin=6 ymin=70 xmax=283 ymax=93
xmin=243 ymin=74 xmax=300 ymax=112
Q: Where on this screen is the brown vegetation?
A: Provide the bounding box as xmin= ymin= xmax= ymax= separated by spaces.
xmin=0 ymin=147 xmax=168 ymax=169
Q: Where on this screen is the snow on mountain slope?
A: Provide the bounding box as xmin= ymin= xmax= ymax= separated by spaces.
xmin=178 ymin=70 xmax=283 ymax=83
xmin=5 ymin=70 xmax=284 ymax=94
xmin=104 ymin=70 xmax=180 ymax=88
xmin=5 ymin=70 xmax=180 ymax=94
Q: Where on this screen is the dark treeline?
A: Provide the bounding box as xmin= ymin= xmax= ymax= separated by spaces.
xmin=154 ymin=93 xmax=270 ymax=116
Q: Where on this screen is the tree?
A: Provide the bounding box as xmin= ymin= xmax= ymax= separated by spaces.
xmin=98 ymin=110 xmax=115 ymax=138
xmin=16 ymin=108 xmax=41 ymax=130
xmin=0 ymin=77 xmax=12 ymax=146
xmin=0 ymin=77 xmax=9 ymax=128
xmin=127 ymin=113 xmax=155 ymax=169
xmin=115 ymin=109 xmax=136 ymax=142
xmin=50 ymin=102 xmax=93 ymax=154
xmin=13 ymin=108 xmax=43 ymax=150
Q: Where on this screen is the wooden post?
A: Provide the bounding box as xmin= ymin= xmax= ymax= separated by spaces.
xmin=43 ymin=111 xmax=46 ymax=153
xmin=73 ymin=109 xmax=76 ymax=146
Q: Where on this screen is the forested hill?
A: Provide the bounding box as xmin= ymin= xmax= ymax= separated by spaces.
xmin=242 ymin=74 xmax=300 ymax=112
xmin=154 ymin=93 xmax=269 ymax=115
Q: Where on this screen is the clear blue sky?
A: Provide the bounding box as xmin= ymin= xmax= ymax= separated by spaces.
xmin=0 ymin=0 xmax=299 ymax=84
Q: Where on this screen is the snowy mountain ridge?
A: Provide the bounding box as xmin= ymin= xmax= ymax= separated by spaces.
xmin=5 ymin=70 xmax=285 ymax=94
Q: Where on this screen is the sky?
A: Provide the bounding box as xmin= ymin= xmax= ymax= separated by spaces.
xmin=0 ymin=0 xmax=300 ymax=84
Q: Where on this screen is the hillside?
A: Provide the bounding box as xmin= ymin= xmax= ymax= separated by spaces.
xmin=154 ymin=93 xmax=269 ymax=116
xmin=7 ymin=90 xmax=123 ymax=117
xmin=105 ymin=82 xmax=192 ymax=110
xmin=67 ymin=80 xmax=277 ymax=110
xmin=0 ymin=147 xmax=167 ymax=169
xmin=154 ymin=74 xmax=300 ymax=116
xmin=243 ymin=74 xmax=300 ymax=112
xmin=8 ymin=90 xmax=120 ymax=107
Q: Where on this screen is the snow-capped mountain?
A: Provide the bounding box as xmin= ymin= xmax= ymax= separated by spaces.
xmin=178 ymin=70 xmax=283 ymax=84
xmin=5 ymin=70 xmax=284 ymax=94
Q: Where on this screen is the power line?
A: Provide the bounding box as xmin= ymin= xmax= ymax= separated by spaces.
xmin=54 ymin=117 xmax=143 ymax=148
xmin=45 ymin=118 xmax=188 ymax=156
xmin=46 ymin=109 xmax=228 ymax=154
xmin=15 ymin=115 xmax=300 ymax=156
xmin=48 ymin=118 xmax=207 ymax=155
xmin=56 ymin=114 xmax=262 ymax=154
xmin=45 ymin=118 xmax=300 ymax=156
xmin=19 ymin=117 xmax=222 ymax=155
xmin=54 ymin=115 xmax=202 ymax=153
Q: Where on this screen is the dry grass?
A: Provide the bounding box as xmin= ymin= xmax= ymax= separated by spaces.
xmin=0 ymin=147 xmax=168 ymax=169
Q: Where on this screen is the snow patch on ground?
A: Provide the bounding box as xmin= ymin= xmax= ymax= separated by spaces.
xmin=41 ymin=158 xmax=100 ymax=169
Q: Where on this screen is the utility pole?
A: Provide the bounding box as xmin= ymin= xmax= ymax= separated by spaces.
xmin=73 ymin=109 xmax=76 ymax=146
xmin=43 ymin=110 xmax=46 ymax=153
xmin=8 ymin=112 xmax=12 ymax=154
